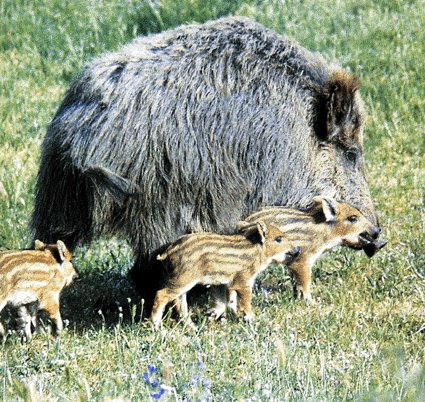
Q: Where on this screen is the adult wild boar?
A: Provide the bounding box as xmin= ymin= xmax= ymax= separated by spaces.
xmin=31 ymin=17 xmax=383 ymax=306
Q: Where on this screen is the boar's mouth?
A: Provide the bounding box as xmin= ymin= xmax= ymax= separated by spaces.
xmin=362 ymin=238 xmax=387 ymax=258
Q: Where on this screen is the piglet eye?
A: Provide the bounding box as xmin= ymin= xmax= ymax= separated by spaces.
xmin=347 ymin=215 xmax=359 ymax=223
xmin=275 ymin=236 xmax=283 ymax=243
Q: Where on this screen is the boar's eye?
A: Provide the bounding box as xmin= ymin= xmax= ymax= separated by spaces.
xmin=345 ymin=149 xmax=358 ymax=164
xmin=274 ymin=236 xmax=283 ymax=243
xmin=347 ymin=215 xmax=359 ymax=223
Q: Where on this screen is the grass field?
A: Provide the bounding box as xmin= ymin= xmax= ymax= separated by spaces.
xmin=0 ymin=0 xmax=424 ymax=400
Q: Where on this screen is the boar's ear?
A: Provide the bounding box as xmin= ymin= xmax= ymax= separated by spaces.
xmin=84 ymin=166 xmax=141 ymax=205
xmin=34 ymin=239 xmax=46 ymax=250
xmin=320 ymin=197 xmax=338 ymax=223
xmin=325 ymin=70 xmax=360 ymax=140
xmin=255 ymin=221 xmax=267 ymax=245
xmin=56 ymin=240 xmax=70 ymax=262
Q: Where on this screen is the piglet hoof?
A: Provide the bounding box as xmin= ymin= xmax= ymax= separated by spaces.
xmin=296 ymin=288 xmax=315 ymax=305
xmin=151 ymin=318 xmax=162 ymax=330
xmin=243 ymin=313 xmax=254 ymax=323
xmin=303 ymin=295 xmax=316 ymax=306
xmin=20 ymin=332 xmax=32 ymax=344
xmin=183 ymin=319 xmax=196 ymax=330
xmin=206 ymin=307 xmax=226 ymax=321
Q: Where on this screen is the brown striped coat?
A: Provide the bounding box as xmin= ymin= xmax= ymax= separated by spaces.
xmin=0 ymin=240 xmax=76 ymax=340
xmin=231 ymin=196 xmax=382 ymax=305
xmin=151 ymin=222 xmax=299 ymax=327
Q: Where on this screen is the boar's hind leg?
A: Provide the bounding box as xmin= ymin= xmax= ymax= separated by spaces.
xmin=130 ymin=254 xmax=165 ymax=316
xmin=227 ymin=289 xmax=238 ymax=315
xmin=0 ymin=301 xmax=7 ymax=339
xmin=206 ymin=285 xmax=228 ymax=319
xmin=0 ymin=321 xmax=4 ymax=339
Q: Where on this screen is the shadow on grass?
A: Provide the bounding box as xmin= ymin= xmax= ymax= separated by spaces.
xmin=1 ymin=245 xmax=296 ymax=338
xmin=59 ymin=257 xmax=298 ymax=333
xmin=59 ymin=268 xmax=145 ymax=332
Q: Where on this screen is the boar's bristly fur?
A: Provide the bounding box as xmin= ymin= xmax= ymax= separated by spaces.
xmin=31 ymin=17 xmax=381 ymax=308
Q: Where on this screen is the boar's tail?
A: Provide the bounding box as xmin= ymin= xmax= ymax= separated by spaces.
xmin=31 ymin=158 xmax=140 ymax=250
xmin=83 ymin=166 xmax=141 ymax=206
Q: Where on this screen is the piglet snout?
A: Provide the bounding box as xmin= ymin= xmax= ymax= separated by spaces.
xmin=285 ymin=246 xmax=301 ymax=263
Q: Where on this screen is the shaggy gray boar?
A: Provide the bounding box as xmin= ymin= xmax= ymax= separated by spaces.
xmin=31 ymin=17 xmax=383 ymax=308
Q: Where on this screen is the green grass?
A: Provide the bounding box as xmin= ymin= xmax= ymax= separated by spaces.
xmin=0 ymin=0 xmax=424 ymax=400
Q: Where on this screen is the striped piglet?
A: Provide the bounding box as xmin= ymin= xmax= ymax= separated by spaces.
xmin=226 ymin=196 xmax=384 ymax=306
xmin=151 ymin=222 xmax=300 ymax=327
xmin=0 ymin=240 xmax=77 ymax=340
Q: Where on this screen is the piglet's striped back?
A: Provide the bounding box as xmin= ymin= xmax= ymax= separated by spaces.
xmin=0 ymin=240 xmax=76 ymax=340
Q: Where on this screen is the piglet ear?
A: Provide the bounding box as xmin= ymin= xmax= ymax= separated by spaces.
xmin=256 ymin=221 xmax=267 ymax=245
xmin=240 ymin=221 xmax=267 ymax=244
xmin=321 ymin=197 xmax=338 ymax=222
xmin=56 ymin=240 xmax=68 ymax=262
xmin=34 ymin=239 xmax=46 ymax=250
xmin=236 ymin=220 xmax=255 ymax=233
xmin=312 ymin=196 xmax=324 ymax=210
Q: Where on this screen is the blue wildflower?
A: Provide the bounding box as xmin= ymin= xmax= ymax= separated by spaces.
xmin=147 ymin=364 xmax=157 ymax=374
xmin=152 ymin=386 xmax=167 ymax=400
xmin=142 ymin=371 xmax=159 ymax=387
xmin=181 ymin=360 xmax=212 ymax=401
xmin=143 ymin=364 xmax=168 ymax=400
